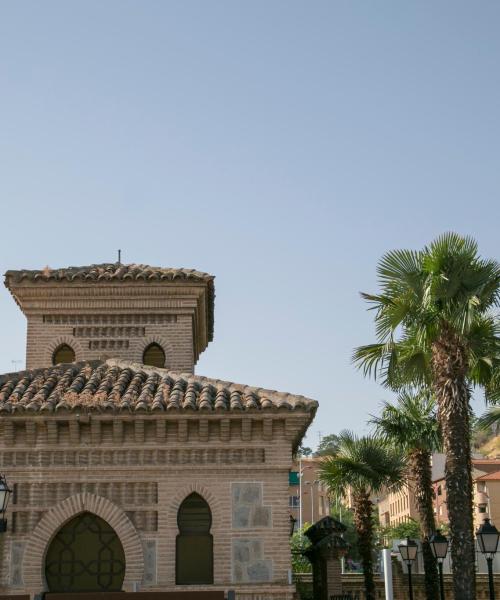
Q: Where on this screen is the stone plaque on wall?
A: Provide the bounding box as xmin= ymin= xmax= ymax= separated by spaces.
xmin=10 ymin=541 xmax=25 ymax=586
xmin=232 ymin=538 xmax=272 ymax=583
xmin=231 ymin=482 xmax=271 ymax=529
xmin=142 ymin=539 xmax=157 ymax=586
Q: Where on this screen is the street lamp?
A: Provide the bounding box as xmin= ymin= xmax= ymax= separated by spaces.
xmin=477 ymin=518 xmax=500 ymax=600
xmin=430 ymin=530 xmax=449 ymax=600
xmin=0 ymin=474 xmax=12 ymax=533
xmin=289 ymin=514 xmax=298 ymax=537
xmin=398 ymin=537 xmax=418 ymax=600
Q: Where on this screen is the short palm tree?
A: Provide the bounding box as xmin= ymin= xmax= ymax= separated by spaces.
xmin=318 ymin=431 xmax=405 ymax=600
xmin=371 ymin=390 xmax=441 ymax=600
xmin=353 ymin=233 xmax=500 ymax=599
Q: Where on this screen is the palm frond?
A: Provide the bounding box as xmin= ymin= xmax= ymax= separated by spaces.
xmin=476 ymin=406 xmax=500 ymax=430
xmin=318 ymin=431 xmax=406 ymax=498
xmin=371 ymin=389 xmax=441 ymax=453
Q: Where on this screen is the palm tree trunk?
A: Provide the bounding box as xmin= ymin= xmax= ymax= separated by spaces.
xmin=409 ymin=449 xmax=439 ymax=600
xmin=432 ymin=325 xmax=476 ymax=600
xmin=353 ymin=489 xmax=376 ymax=600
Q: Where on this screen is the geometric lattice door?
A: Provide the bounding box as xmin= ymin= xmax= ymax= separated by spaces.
xmin=45 ymin=512 xmax=125 ymax=593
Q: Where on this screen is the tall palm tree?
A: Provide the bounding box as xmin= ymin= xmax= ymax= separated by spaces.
xmin=318 ymin=431 xmax=405 ymax=600
xmin=371 ymin=390 xmax=441 ymax=600
xmin=353 ymin=233 xmax=500 ymax=599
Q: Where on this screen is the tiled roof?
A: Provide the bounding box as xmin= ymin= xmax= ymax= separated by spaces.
xmin=4 ymin=263 xmax=213 ymax=284
xmin=475 ymin=469 xmax=500 ymax=481
xmin=4 ymin=263 xmax=215 ymax=341
xmin=0 ymin=359 xmax=317 ymax=416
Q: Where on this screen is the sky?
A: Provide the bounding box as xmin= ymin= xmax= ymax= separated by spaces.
xmin=1 ymin=1 xmax=499 ymax=449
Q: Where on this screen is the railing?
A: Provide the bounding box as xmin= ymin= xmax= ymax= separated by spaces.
xmin=295 ymin=571 xmax=500 ymax=600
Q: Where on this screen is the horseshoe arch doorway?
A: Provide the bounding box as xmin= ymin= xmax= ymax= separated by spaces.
xmin=45 ymin=511 xmax=126 ymax=593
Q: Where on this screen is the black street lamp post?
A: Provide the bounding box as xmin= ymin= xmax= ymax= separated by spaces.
xmin=398 ymin=537 xmax=418 ymax=600
xmin=430 ymin=529 xmax=449 ymax=600
xmin=477 ymin=518 xmax=500 ymax=600
xmin=0 ymin=474 xmax=12 ymax=533
xmin=289 ymin=514 xmax=298 ymax=537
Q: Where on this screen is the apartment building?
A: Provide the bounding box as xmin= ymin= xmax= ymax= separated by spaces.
xmin=434 ymin=458 xmax=500 ymax=530
xmin=289 ymin=457 xmax=332 ymax=528
xmin=377 ymin=483 xmax=419 ymax=528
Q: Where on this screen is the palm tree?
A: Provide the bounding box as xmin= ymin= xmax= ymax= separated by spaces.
xmin=476 ymin=406 xmax=500 ymax=431
xmin=353 ymin=233 xmax=500 ymax=599
xmin=318 ymin=431 xmax=405 ymax=600
xmin=371 ymin=390 xmax=441 ymax=600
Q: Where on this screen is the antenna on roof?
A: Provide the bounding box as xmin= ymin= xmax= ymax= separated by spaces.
xmin=117 ymin=249 xmax=122 ymax=264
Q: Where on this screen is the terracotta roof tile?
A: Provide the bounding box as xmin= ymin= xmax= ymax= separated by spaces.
xmin=4 ymin=263 xmax=213 ymax=284
xmin=476 ymin=469 xmax=500 ymax=481
xmin=0 ymin=359 xmax=317 ymax=416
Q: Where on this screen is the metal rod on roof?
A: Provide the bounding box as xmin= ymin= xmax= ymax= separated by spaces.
xmin=118 ymin=249 xmax=122 ymax=264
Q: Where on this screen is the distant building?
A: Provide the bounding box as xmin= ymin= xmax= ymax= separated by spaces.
xmin=377 ymin=453 xmax=446 ymax=529
xmin=377 ymin=483 xmax=419 ymax=528
xmin=289 ymin=457 xmax=331 ymax=528
xmin=433 ymin=458 xmax=500 ymax=531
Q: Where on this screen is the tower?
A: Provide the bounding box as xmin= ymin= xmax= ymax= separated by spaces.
xmin=4 ymin=263 xmax=214 ymax=373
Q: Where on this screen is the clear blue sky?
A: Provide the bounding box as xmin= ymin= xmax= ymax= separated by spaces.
xmin=1 ymin=1 xmax=499 ymax=448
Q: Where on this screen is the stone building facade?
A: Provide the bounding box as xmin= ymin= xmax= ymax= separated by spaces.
xmin=0 ymin=263 xmax=317 ymax=600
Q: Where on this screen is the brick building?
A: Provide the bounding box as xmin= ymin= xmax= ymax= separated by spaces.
xmin=0 ymin=263 xmax=317 ymax=599
xmin=433 ymin=458 xmax=500 ymax=531
xmin=288 ymin=457 xmax=331 ymax=528
xmin=377 ymin=483 xmax=419 ymax=528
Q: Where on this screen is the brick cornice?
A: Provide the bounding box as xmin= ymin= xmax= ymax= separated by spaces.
xmin=22 ymin=492 xmax=144 ymax=591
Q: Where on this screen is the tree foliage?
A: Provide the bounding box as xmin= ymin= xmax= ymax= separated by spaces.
xmin=319 ymin=431 xmax=405 ymax=600
xmin=290 ymin=523 xmax=312 ymax=573
xmin=315 ymin=434 xmax=340 ymax=456
xmin=354 ymin=233 xmax=500 ymax=600
xmin=379 ymin=518 xmax=421 ymax=545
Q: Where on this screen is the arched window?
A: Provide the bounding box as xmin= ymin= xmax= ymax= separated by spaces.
xmin=142 ymin=343 xmax=165 ymax=368
xmin=45 ymin=512 xmax=125 ymax=593
xmin=176 ymin=493 xmax=213 ymax=585
xmin=52 ymin=343 xmax=76 ymax=365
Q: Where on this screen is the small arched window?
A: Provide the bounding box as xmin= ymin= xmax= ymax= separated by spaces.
xmin=176 ymin=493 xmax=213 ymax=585
xmin=52 ymin=344 xmax=76 ymax=365
xmin=142 ymin=343 xmax=165 ymax=368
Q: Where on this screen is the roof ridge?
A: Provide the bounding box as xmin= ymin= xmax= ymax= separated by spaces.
xmin=4 ymin=263 xmax=214 ymax=281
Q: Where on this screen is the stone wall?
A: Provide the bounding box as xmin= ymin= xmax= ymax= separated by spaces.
xmin=0 ymin=412 xmax=308 ymax=599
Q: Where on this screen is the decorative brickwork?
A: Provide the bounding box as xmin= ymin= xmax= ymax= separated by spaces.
xmin=46 ymin=336 xmax=85 ymax=365
xmin=22 ymin=492 xmax=145 ymax=591
xmin=139 ymin=335 xmax=175 ymax=368
xmin=5 ymin=262 xmax=215 ymax=371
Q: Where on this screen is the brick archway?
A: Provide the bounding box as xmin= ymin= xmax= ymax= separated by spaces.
xmin=45 ymin=335 xmax=84 ymax=365
xmin=139 ymin=335 xmax=174 ymax=369
xmin=168 ymin=483 xmax=226 ymax=584
xmin=22 ymin=492 xmax=144 ymax=591
xmin=168 ymin=483 xmax=223 ymax=530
